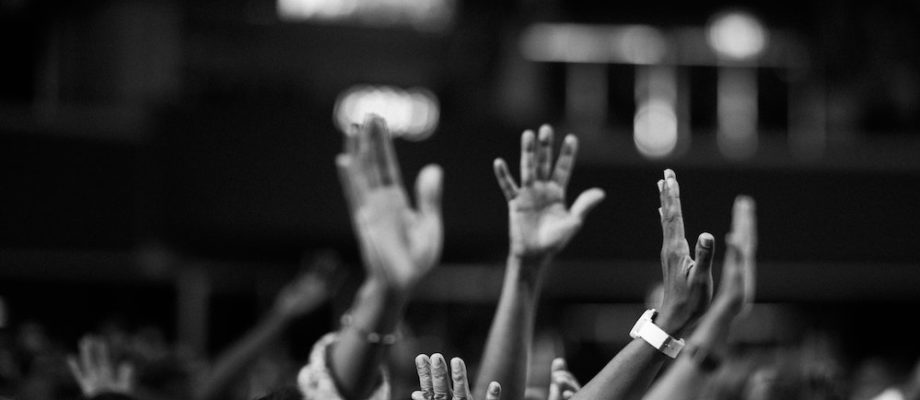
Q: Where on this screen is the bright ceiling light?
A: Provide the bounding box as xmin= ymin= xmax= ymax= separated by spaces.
xmin=707 ymin=11 xmax=768 ymax=61
xmin=634 ymin=100 xmax=678 ymax=159
xmin=334 ymin=85 xmax=439 ymax=141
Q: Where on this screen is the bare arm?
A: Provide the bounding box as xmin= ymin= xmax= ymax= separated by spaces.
xmin=195 ymin=269 xmax=331 ymax=400
xmin=573 ymin=169 xmax=716 ymax=400
xmin=330 ymin=115 xmax=443 ymax=399
xmin=476 ymin=126 xmax=605 ymax=400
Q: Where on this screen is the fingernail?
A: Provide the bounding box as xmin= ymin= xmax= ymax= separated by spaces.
xmin=451 ymin=358 xmax=462 ymax=370
xmin=700 ymin=234 xmax=714 ymax=248
xmin=431 ymin=354 xmax=444 ymax=367
xmin=489 ymin=382 xmax=501 ymax=394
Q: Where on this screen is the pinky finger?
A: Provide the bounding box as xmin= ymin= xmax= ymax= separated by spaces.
xmin=493 ymin=159 xmax=519 ymax=201
xmin=485 ymin=382 xmax=502 ymax=400
xmin=411 ymin=391 xmax=427 ymax=400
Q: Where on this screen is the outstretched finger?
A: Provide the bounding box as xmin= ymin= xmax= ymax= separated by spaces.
xmin=364 ymin=114 xmax=395 ymax=187
xmin=493 ymin=159 xmax=519 ymax=201
xmin=450 ymin=358 xmax=472 ymax=400
xmin=412 ymin=391 xmax=428 ymax=400
xmin=336 ymin=155 xmax=363 ymax=214
xmin=95 ymin=339 xmax=112 ymax=380
xmin=416 ymin=164 xmax=443 ymax=219
xmin=79 ymin=336 xmax=94 ymax=377
xmin=691 ymin=233 xmax=715 ymax=278
xmin=345 ymin=123 xmax=360 ymax=155
xmin=416 ymin=354 xmax=434 ymax=400
xmin=485 ymin=382 xmax=502 ymax=400
xmin=659 ymin=169 xmax=686 ymax=242
xmin=732 ymin=195 xmax=758 ymax=255
xmin=520 ymin=130 xmax=537 ymax=186
xmin=536 ymin=124 xmax=554 ymax=180
xmin=117 ymin=362 xmax=135 ymax=388
xmin=570 ymin=188 xmax=605 ymax=222
xmin=66 ymin=355 xmax=84 ymax=384
xmin=732 ymin=196 xmax=757 ymax=309
xmin=552 ymin=135 xmax=578 ymax=189
xmin=431 ymin=353 xmax=451 ymax=400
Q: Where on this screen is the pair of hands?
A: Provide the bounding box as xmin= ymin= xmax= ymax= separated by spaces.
xmin=337 ymin=119 xmax=603 ymax=291
xmin=654 ymin=170 xmax=758 ymax=336
xmin=67 ymin=336 xmax=135 ymax=398
xmin=336 ymin=115 xmax=443 ymax=292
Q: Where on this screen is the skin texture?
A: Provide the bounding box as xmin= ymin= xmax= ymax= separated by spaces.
xmin=413 ymin=353 xmax=502 ymax=400
xmin=642 ymin=196 xmax=757 ymax=400
xmin=331 ymin=115 xmax=444 ymax=400
xmin=572 ymin=169 xmax=716 ymax=400
xmin=67 ymin=336 xmax=135 ymax=398
xmin=476 ymin=125 xmax=605 ymax=400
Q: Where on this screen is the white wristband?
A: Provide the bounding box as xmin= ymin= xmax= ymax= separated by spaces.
xmin=629 ymin=309 xmax=685 ymax=358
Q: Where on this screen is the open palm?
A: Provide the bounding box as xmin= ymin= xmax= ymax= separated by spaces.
xmin=338 ymin=115 xmax=443 ymax=291
xmin=494 ymin=125 xmax=604 ymax=259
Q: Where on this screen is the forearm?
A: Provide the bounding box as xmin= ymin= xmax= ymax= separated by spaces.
xmin=195 ymin=311 xmax=291 ymax=400
xmin=641 ymin=312 xmax=732 ymax=400
xmin=573 ymin=313 xmax=685 ymax=400
xmin=329 ymin=278 xmax=408 ymax=400
xmin=573 ymin=339 xmax=668 ymax=400
xmin=474 ymin=255 xmax=547 ymax=400
xmin=641 ymin=357 xmax=706 ymax=400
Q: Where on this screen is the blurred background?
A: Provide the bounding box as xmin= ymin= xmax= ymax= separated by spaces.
xmin=2 ymin=0 xmax=920 ymax=398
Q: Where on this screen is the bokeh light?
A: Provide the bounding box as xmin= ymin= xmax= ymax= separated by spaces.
xmin=707 ymin=11 xmax=768 ymax=61
xmin=633 ymin=99 xmax=678 ymax=159
xmin=334 ymin=85 xmax=440 ymax=141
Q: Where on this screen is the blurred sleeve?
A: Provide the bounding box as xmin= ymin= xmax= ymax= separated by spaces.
xmin=297 ymin=333 xmax=390 ymax=400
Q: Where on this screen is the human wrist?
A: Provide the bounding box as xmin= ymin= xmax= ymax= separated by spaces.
xmin=361 ymin=277 xmax=411 ymax=306
xmin=507 ymin=253 xmax=551 ymax=284
xmin=653 ymin=312 xmax=687 ymax=336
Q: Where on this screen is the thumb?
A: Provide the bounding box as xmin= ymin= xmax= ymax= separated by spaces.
xmin=551 ymin=357 xmax=567 ymax=373
xmin=485 ymin=382 xmax=502 ymax=400
xmin=415 ymin=164 xmax=443 ymax=218
xmin=570 ymin=188 xmax=605 ymax=221
xmin=692 ymin=232 xmax=715 ymax=277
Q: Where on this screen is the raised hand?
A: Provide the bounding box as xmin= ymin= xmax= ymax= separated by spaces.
xmin=413 ymin=353 xmax=502 ymax=400
xmin=711 ymin=195 xmax=758 ymax=321
xmin=655 ymin=169 xmax=716 ymax=334
xmin=642 ymin=196 xmax=758 ymax=400
xmin=337 ymin=115 xmax=443 ymax=292
xmin=493 ymin=125 xmax=605 ymax=262
xmin=548 ymin=358 xmax=581 ymax=400
xmin=67 ymin=336 xmax=135 ymax=398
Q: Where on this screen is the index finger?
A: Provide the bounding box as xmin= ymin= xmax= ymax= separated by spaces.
xmin=365 ymin=114 xmax=403 ymax=187
xmin=659 ymin=169 xmax=686 ymax=242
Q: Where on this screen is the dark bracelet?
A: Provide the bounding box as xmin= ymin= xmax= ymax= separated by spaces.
xmin=684 ymin=344 xmax=721 ymax=372
xmin=340 ymin=313 xmax=399 ymax=345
